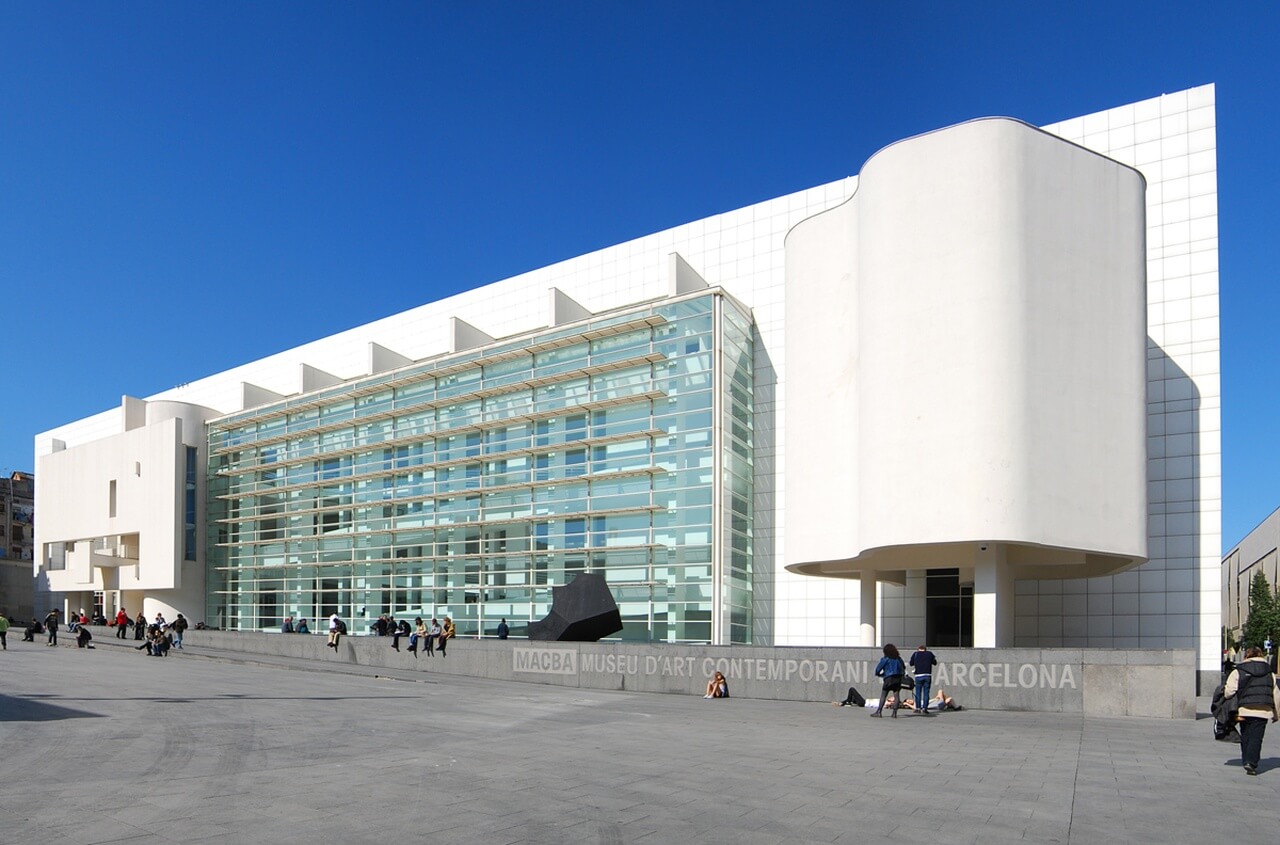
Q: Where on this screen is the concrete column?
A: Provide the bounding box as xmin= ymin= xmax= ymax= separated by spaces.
xmin=859 ymin=570 xmax=878 ymax=646
xmin=973 ymin=543 xmax=1014 ymax=647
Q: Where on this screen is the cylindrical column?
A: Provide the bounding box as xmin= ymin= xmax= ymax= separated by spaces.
xmin=859 ymin=571 xmax=878 ymax=646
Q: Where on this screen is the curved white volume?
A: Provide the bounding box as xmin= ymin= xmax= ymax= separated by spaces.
xmin=785 ymin=118 xmax=1148 ymax=582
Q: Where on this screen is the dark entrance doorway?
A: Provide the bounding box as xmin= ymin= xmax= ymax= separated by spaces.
xmin=925 ymin=568 xmax=973 ymax=647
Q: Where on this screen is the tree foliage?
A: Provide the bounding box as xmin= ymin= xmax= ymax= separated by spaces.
xmin=1240 ymin=570 xmax=1280 ymax=650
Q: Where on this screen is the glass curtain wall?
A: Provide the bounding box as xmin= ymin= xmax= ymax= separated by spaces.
xmin=206 ymin=292 xmax=753 ymax=643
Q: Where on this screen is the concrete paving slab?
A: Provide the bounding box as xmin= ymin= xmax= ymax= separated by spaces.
xmin=0 ymin=637 xmax=1275 ymax=843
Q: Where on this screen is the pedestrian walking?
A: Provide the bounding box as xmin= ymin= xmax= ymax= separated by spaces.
xmin=115 ymin=608 xmax=130 ymax=639
xmin=1224 ymin=646 xmax=1280 ymax=775
xmin=0 ymin=611 xmax=9 ymax=650
xmin=44 ymin=609 xmax=59 ymax=646
xmin=171 ymin=613 xmax=188 ymax=649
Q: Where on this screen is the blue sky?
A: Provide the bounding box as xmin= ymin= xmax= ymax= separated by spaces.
xmin=1 ymin=4 xmax=1276 ymax=551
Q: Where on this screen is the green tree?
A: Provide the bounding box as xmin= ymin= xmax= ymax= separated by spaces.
xmin=1240 ymin=570 xmax=1280 ymax=650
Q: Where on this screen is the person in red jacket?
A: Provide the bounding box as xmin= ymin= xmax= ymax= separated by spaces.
xmin=115 ymin=608 xmax=131 ymax=639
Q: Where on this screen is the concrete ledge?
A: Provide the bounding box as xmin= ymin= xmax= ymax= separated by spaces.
xmin=174 ymin=633 xmax=1196 ymax=718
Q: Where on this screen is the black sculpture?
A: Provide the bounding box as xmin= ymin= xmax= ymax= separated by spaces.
xmin=527 ymin=573 xmax=623 ymax=641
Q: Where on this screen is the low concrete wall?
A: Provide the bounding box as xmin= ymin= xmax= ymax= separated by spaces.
xmin=180 ymin=632 xmax=1196 ymax=718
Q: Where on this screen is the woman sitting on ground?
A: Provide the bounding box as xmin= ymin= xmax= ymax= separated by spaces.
xmin=703 ymin=671 xmax=730 ymax=699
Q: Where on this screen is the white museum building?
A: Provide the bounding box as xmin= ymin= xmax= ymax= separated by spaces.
xmin=34 ymin=84 xmax=1221 ymax=689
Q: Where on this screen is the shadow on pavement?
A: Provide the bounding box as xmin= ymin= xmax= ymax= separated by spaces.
xmin=30 ymin=693 xmax=422 ymax=704
xmin=0 ymin=694 xmax=108 ymax=722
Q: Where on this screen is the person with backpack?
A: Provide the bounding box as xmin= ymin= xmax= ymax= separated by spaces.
xmin=871 ymin=643 xmax=907 ymax=718
xmin=327 ymin=614 xmax=346 ymax=650
xmin=1223 ymin=646 xmax=1280 ymax=775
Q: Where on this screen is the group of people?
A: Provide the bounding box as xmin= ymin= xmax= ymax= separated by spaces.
xmin=697 ymin=645 xmax=961 ymax=712
xmin=280 ymin=616 xmax=311 ymax=634
xmin=388 ymin=615 xmax=456 ymax=657
xmin=17 ymin=607 xmax=188 ymax=653
xmin=821 ymin=643 xmax=963 ymax=715
xmin=135 ymin=621 xmax=176 ymax=656
xmin=863 ymin=644 xmax=942 ymax=718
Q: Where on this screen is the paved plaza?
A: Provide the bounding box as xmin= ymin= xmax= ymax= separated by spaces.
xmin=1 ymin=636 xmax=1276 ymax=844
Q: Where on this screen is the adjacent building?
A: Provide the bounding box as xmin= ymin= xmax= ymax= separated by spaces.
xmin=1222 ymin=509 xmax=1280 ymax=642
xmin=33 ymin=85 xmax=1222 ymax=688
xmin=1 ymin=470 xmax=36 ymax=621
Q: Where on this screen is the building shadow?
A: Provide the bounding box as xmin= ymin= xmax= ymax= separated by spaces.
xmin=1148 ymin=339 xmax=1204 ymax=692
xmin=0 ymin=694 xmax=106 ymax=722
xmin=751 ymin=332 xmax=775 ymax=646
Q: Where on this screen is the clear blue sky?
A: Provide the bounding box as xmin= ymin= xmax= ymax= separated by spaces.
xmin=1 ymin=3 xmax=1276 ymax=551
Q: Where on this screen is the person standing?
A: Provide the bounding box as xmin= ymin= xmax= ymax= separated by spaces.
xmin=115 ymin=608 xmax=130 ymax=639
xmin=496 ymin=618 xmax=510 ymax=640
xmin=871 ymin=643 xmax=906 ymax=718
xmin=910 ymin=644 xmax=938 ymax=716
xmin=44 ymin=609 xmax=59 ymax=646
xmin=0 ymin=611 xmax=9 ymax=650
xmin=134 ymin=611 xmax=147 ymax=641
xmin=171 ymin=613 xmax=188 ymax=649
xmin=1224 ymin=646 xmax=1280 ymax=776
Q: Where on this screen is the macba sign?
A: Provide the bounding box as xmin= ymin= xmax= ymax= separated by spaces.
xmin=513 ymin=648 xmax=1078 ymax=690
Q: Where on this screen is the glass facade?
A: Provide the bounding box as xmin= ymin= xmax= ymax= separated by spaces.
xmin=206 ymin=291 xmax=754 ymax=643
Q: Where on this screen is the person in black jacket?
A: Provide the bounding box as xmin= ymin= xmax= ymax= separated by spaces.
xmin=909 ymin=645 xmax=938 ymax=716
xmin=391 ymin=618 xmax=411 ymax=651
xmin=44 ymin=610 xmax=59 ymax=646
xmin=1223 ymin=647 xmax=1280 ymax=775
xmin=171 ymin=613 xmax=188 ymax=650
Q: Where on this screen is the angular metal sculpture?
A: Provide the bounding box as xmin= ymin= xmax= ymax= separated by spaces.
xmin=527 ymin=573 xmax=623 ymax=642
